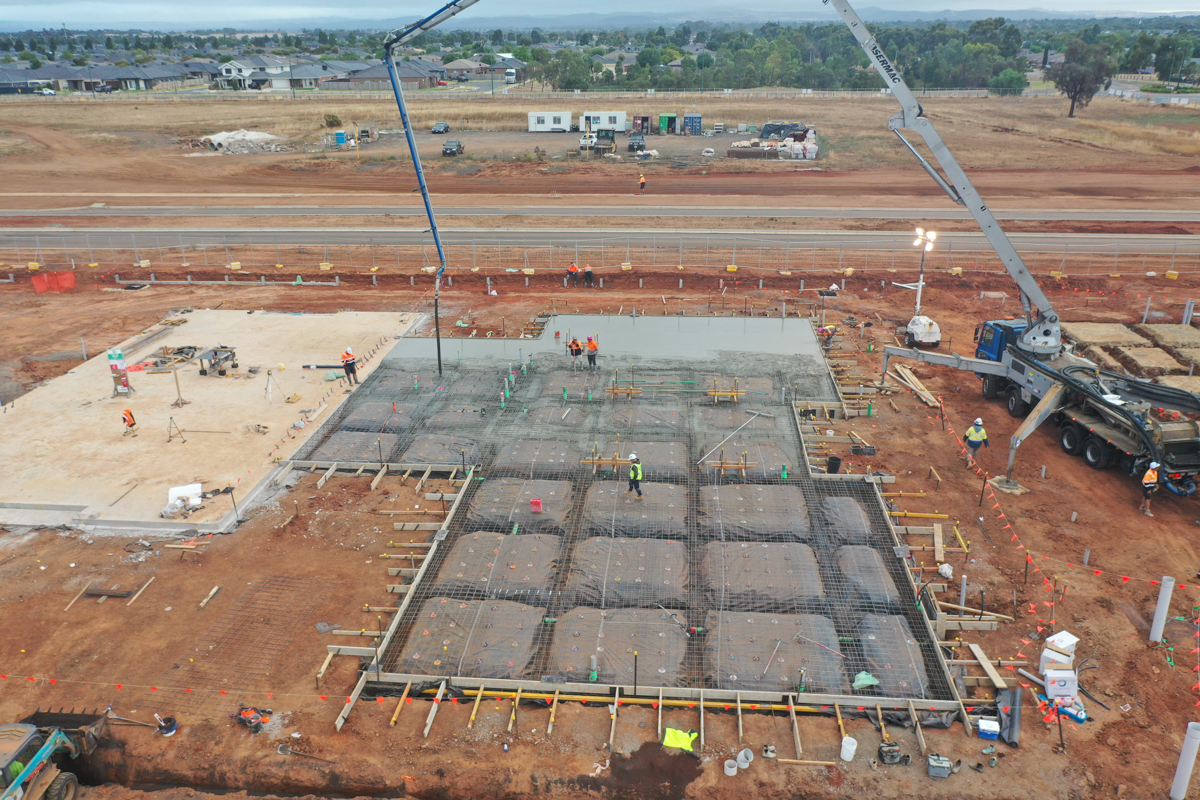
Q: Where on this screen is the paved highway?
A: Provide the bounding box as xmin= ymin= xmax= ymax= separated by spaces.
xmin=3 ymin=205 xmax=1200 ymax=222
xmin=2 ymin=227 xmax=1197 ymax=256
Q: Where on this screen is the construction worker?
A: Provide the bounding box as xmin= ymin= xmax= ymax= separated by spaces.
xmin=341 ymin=347 xmax=359 ymax=385
xmin=121 ymin=408 xmax=138 ymax=437
xmin=567 ymin=262 xmax=579 ymax=287
xmin=583 ymin=263 xmax=594 ymax=288
xmin=964 ymin=418 xmax=989 ymax=467
xmin=1140 ymin=461 xmax=1160 ymax=517
xmin=586 ymin=335 xmax=598 ymax=371
xmin=626 ymin=453 xmax=643 ymax=499
xmin=568 ymin=337 xmax=583 ymax=370
xmin=638 ymin=174 xmax=646 ymax=194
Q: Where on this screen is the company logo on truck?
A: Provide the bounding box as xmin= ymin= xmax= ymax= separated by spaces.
xmin=870 ymin=44 xmax=902 ymax=83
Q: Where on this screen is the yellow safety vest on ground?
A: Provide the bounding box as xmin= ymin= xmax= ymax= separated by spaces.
xmin=965 ymin=426 xmax=988 ymax=442
xmin=1143 ymin=468 xmax=1159 ymax=487
xmin=662 ymin=728 xmax=698 ymax=751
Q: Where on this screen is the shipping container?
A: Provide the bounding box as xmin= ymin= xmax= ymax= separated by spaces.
xmin=683 ymin=113 xmax=702 ymax=135
xmin=659 ymin=113 xmax=678 ymax=134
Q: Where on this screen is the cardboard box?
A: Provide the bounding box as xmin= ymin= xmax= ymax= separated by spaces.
xmin=1045 ymin=631 xmax=1080 ymax=655
xmin=1043 ymin=669 xmax=1078 ymax=700
xmin=1040 ymin=647 xmax=1074 ymax=672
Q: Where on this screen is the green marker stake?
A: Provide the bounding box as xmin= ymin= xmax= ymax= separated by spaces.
xmin=563 ymin=386 xmax=567 ymax=400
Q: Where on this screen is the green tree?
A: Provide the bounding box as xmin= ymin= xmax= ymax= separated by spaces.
xmin=480 ymin=53 xmax=496 ymax=65
xmin=73 ymin=55 xmax=88 ymax=66
xmin=636 ymin=47 xmax=661 ymax=68
xmin=1049 ymin=37 xmax=1115 ymax=116
xmin=1124 ymin=32 xmax=1156 ymax=72
xmin=1155 ymin=35 xmax=1193 ymax=82
xmin=490 ymin=29 xmax=503 ymax=46
xmin=988 ymin=67 xmax=1028 ymax=93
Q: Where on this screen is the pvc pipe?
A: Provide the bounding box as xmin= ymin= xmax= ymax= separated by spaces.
xmin=1171 ymin=721 xmax=1200 ymax=799
xmin=1151 ymin=576 xmax=1176 ymax=642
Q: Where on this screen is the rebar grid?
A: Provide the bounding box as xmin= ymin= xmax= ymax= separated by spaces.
xmin=297 ymin=348 xmax=952 ymax=703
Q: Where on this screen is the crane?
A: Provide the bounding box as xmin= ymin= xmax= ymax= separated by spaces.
xmin=380 ymin=0 xmax=485 ymax=375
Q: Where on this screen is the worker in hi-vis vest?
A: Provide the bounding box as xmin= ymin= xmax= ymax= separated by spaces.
xmin=341 ymin=348 xmax=359 ymax=385
xmin=964 ymin=418 xmax=989 ymax=467
xmin=1140 ymin=461 xmax=1160 ymax=518
xmin=626 ymin=454 xmax=643 ymax=499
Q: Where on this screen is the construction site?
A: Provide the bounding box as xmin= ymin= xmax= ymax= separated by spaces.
xmin=2 ymin=3 xmax=1200 ymax=800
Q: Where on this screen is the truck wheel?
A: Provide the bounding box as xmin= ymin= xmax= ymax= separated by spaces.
xmin=982 ymin=374 xmax=1001 ymax=399
xmin=904 ymin=333 xmax=915 ymax=347
xmin=1060 ymin=425 xmax=1085 ymax=456
xmin=47 ymin=772 xmax=79 ymax=800
xmin=1082 ymin=436 xmax=1113 ymax=470
xmin=1005 ymin=387 xmax=1028 ymax=417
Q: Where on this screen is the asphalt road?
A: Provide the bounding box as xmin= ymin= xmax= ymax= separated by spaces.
xmin=4 ymin=205 xmax=1200 ymax=222
xmin=3 ymin=227 xmax=1198 ymax=256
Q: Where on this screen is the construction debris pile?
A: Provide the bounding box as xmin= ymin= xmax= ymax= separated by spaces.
xmin=180 ymin=129 xmax=290 ymax=155
xmin=728 ymin=125 xmax=818 ymax=160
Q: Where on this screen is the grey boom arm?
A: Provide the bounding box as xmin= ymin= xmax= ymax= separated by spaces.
xmin=822 ymin=0 xmax=1061 ymax=356
xmin=383 ymin=0 xmax=484 ymax=49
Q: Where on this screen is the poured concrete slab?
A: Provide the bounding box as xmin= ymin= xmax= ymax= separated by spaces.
xmin=1114 ymin=346 xmax=1184 ymax=373
xmin=1063 ymin=323 xmax=1150 ymax=347
xmin=0 ymin=310 xmax=412 ymax=531
xmin=1141 ymin=324 xmax=1200 ymax=349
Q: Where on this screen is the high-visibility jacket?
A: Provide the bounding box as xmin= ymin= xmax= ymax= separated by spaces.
xmin=629 ymin=462 xmax=643 ymax=480
xmin=568 ymin=263 xmax=578 ymax=273
xmin=122 ymin=409 xmax=136 ymax=427
xmin=341 ymin=350 xmax=356 ymax=367
xmin=965 ymin=425 xmax=988 ymax=443
xmin=1143 ymin=467 xmax=1160 ymax=487
xmin=583 ymin=265 xmax=593 ymax=274
xmin=569 ymin=340 xmax=582 ymax=354
xmin=662 ymin=728 xmax=698 ymax=752
xmin=587 ymin=340 xmax=598 ymax=352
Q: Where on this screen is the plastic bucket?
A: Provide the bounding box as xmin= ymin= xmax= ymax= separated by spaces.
xmin=724 ymin=760 xmax=738 ymax=776
xmin=826 ymin=456 xmax=843 ymax=475
xmin=840 ymin=735 xmax=857 ymax=761
xmin=530 ymin=498 xmax=543 ymax=513
xmin=736 ymin=748 xmax=754 ymax=769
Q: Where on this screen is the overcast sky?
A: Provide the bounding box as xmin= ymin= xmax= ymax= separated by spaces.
xmin=1 ymin=0 xmax=1197 ymax=31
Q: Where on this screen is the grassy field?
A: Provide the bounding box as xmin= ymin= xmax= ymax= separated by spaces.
xmin=0 ymin=92 xmax=1197 ymax=169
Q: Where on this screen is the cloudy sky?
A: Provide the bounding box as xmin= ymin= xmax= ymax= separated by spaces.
xmin=0 ymin=0 xmax=1196 ymax=30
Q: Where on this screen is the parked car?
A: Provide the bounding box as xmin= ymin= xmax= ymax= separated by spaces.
xmin=437 ymin=80 xmax=448 ymax=86
xmin=38 ymin=87 xmax=56 ymax=96
xmin=96 ymin=85 xmax=115 ymax=93
xmin=455 ymin=74 xmax=470 ymax=82
xmin=432 ymin=122 xmax=450 ymax=134
xmin=628 ymin=132 xmax=646 ymax=152
xmin=442 ymin=140 xmax=464 ymax=156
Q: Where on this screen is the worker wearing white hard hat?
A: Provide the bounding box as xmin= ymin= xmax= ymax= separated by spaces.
xmin=1140 ymin=461 xmax=1161 ymax=517
xmin=964 ymin=418 xmax=989 ymax=468
xmin=626 ymin=454 xmax=643 ymax=500
xmin=340 ymin=347 xmax=359 ymax=385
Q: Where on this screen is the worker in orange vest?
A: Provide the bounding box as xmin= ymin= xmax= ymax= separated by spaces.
xmin=567 ymin=262 xmax=579 ymax=287
xmin=568 ymin=337 xmax=583 ymax=370
xmin=1140 ymin=461 xmax=1160 ymax=517
xmin=121 ymin=408 xmax=138 ymax=437
xmin=341 ymin=348 xmax=359 ymax=385
xmin=583 ymin=264 xmax=594 ymax=288
xmin=586 ymin=336 xmax=598 ymax=372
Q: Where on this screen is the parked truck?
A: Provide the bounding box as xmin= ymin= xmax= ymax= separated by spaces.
xmin=825 ymin=0 xmax=1200 ymax=494
xmin=1 ymin=710 xmax=106 ymax=800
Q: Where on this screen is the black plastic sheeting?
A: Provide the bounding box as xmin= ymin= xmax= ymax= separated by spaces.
xmin=492 ymin=439 xmax=581 ymax=478
xmin=702 ymin=611 xmax=849 ymax=694
xmin=563 ymin=537 xmax=689 ymax=609
xmin=431 ymin=532 xmax=561 ymax=602
xmin=544 ymin=607 xmax=690 ymax=687
xmin=854 ymin=614 xmax=930 ymax=699
xmin=340 ymin=401 xmax=416 ymax=435
xmin=697 ymin=485 xmax=810 ymax=541
xmin=467 ymin=478 xmax=574 ymax=536
xmin=700 ymin=541 xmax=825 ymax=611
xmin=816 ymin=497 xmax=874 ymax=543
xmin=581 ymin=481 xmax=688 ymax=539
xmin=311 ymin=430 xmax=400 ymax=462
xmin=399 ymin=433 xmax=480 ymax=466
xmin=394 ymin=597 xmax=546 ymax=680
xmin=837 ymin=546 xmax=902 ymax=609
xmin=760 ymin=122 xmax=808 ymax=140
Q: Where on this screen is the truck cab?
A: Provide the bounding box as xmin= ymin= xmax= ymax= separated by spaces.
xmin=974 ymin=319 xmax=1025 ymax=363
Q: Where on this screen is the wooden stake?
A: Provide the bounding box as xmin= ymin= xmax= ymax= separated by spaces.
xmin=468 ymin=683 xmax=486 ymax=729
xmin=736 ymin=691 xmax=743 ymax=744
xmin=423 ymin=680 xmax=446 ymax=738
xmin=126 ymin=576 xmax=155 ymax=606
xmin=389 ymin=682 xmax=412 ymax=727
xmin=789 ymin=694 xmax=803 ymax=757
xmin=508 ymin=687 xmax=522 ymax=733
xmin=907 ymin=700 xmax=927 ymax=755
xmin=834 ymin=702 xmax=845 ymax=740
xmin=64 ymin=582 xmax=93 ymax=612
xmin=938 ymin=601 xmax=1015 ymax=620
xmin=607 ymin=687 xmax=619 ymax=752
xmin=777 ymin=759 xmax=838 ymax=766
xmin=933 ymin=523 xmax=945 ymax=563
xmin=547 ymin=689 xmax=559 ymax=737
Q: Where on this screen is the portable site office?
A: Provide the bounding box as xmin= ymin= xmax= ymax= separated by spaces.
xmin=578 ymin=111 xmax=627 ymax=132
xmin=528 ymin=111 xmax=572 ymax=132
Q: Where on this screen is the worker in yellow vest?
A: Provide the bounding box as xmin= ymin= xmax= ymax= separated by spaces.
xmin=626 ymin=454 xmax=643 ymax=500
xmin=964 ymin=418 xmax=989 ymax=467
xmin=1140 ymin=461 xmax=1160 ymax=517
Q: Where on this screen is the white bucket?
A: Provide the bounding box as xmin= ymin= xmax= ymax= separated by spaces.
xmin=724 ymin=759 xmax=739 ymax=776
xmin=840 ymin=736 xmax=858 ymax=761
xmin=737 ymin=748 xmax=754 ymax=769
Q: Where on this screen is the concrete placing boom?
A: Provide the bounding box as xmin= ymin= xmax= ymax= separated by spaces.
xmin=822 ymin=0 xmax=1060 ymax=356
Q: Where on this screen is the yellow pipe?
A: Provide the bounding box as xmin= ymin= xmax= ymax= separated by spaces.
xmin=404 ymin=687 xmax=853 ymax=714
xmin=952 ymin=523 xmax=970 ymax=554
xmin=887 ymin=511 xmax=950 ymax=519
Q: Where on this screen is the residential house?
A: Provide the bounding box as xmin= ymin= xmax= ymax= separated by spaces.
xmin=217 ymin=54 xmax=290 ymax=88
xmin=322 ymin=59 xmax=443 ymax=91
xmin=442 ymin=58 xmax=485 ymax=77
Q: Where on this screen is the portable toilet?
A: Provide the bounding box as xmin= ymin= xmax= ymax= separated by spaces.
xmin=683 ymin=113 xmax=702 ymax=135
xmin=659 ymin=113 xmax=678 ymax=134
xmin=335 ymin=130 xmax=347 ymax=145
xmin=632 ymin=114 xmax=653 ymax=133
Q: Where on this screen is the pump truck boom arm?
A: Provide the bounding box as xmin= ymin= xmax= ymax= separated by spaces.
xmin=382 ymin=0 xmax=483 ymax=49
xmin=822 ymin=0 xmax=1061 ymax=356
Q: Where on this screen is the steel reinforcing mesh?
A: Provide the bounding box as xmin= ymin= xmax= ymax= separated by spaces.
xmin=295 ymin=356 xmax=954 ymax=702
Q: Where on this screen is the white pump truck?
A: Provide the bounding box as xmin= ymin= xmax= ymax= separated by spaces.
xmin=826 ymin=0 xmax=1200 ymax=495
